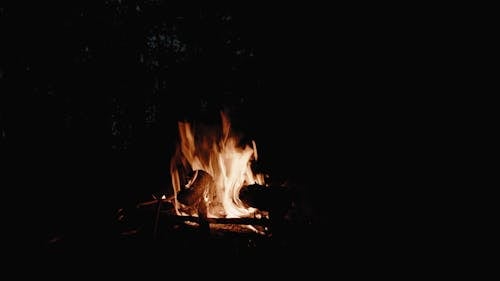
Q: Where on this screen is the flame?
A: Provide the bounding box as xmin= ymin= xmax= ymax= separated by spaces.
xmin=170 ymin=111 xmax=265 ymax=218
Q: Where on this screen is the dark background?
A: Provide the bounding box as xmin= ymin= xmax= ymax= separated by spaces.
xmin=1 ymin=1 xmax=428 ymax=269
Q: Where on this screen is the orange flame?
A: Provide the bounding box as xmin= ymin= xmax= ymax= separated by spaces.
xmin=170 ymin=111 xmax=265 ymax=218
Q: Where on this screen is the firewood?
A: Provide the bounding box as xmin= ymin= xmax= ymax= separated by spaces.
xmin=239 ymin=184 xmax=290 ymax=211
xmin=176 ymin=170 xmax=214 ymax=206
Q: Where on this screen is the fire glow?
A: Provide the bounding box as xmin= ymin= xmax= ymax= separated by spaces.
xmin=170 ymin=111 xmax=267 ymax=219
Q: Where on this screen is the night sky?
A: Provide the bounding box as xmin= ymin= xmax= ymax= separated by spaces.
xmin=1 ymin=2 xmax=424 ymax=270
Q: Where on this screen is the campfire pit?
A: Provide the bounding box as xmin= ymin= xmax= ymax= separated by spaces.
xmin=127 ymin=182 xmax=291 ymax=239
xmin=106 ymin=110 xmax=314 ymax=260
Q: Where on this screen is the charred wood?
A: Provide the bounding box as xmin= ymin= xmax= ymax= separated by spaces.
xmin=176 ymin=170 xmax=214 ymax=206
xmin=157 ymin=214 xmax=271 ymax=226
xmin=239 ymin=184 xmax=291 ymax=212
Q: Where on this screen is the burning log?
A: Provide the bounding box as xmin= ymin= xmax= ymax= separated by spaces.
xmin=239 ymin=183 xmax=292 ymax=237
xmin=176 ymin=170 xmax=213 ymax=233
xmin=157 ymin=214 xmax=271 ymax=226
xmin=177 ymin=170 xmax=214 ymax=206
xmin=239 ymin=184 xmax=291 ymax=211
